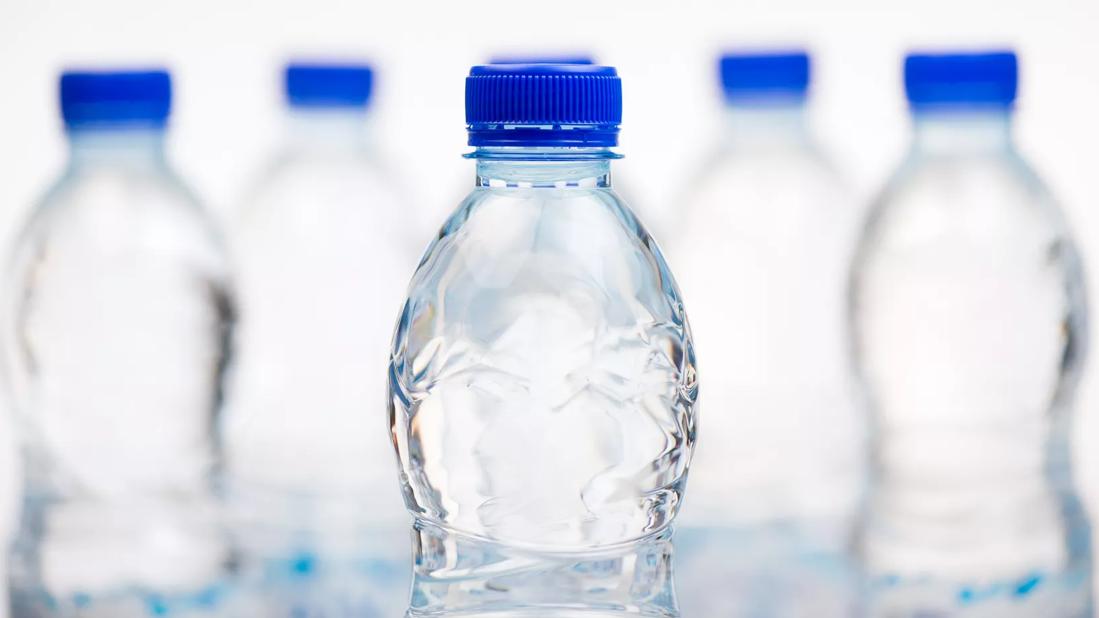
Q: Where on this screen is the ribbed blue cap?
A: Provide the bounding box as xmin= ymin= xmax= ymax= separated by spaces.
xmin=60 ymin=69 xmax=171 ymax=129
xmin=466 ymin=64 xmax=622 ymax=147
xmin=488 ymin=54 xmax=595 ymax=65
xmin=719 ymin=51 xmax=810 ymax=104
xmin=905 ymin=51 xmax=1017 ymax=110
xmin=285 ymin=62 xmax=374 ymax=109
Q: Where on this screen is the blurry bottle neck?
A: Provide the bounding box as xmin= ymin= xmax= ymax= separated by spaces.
xmin=723 ymin=103 xmax=810 ymax=147
xmin=67 ymin=126 xmax=167 ymax=170
xmin=911 ymin=108 xmax=1013 ymax=154
xmin=285 ymin=107 xmax=373 ymax=151
xmin=472 ymin=147 xmax=615 ymax=188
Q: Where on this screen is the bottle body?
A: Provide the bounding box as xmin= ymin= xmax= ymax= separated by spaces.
xmin=221 ymin=111 xmax=416 ymax=615
xmin=224 ymin=112 xmax=416 ymax=504
xmin=389 ymin=154 xmax=697 ymax=551
xmin=670 ymin=106 xmax=863 ymax=530
xmin=3 ymin=129 xmax=232 ymax=614
xmin=851 ymin=112 xmax=1090 ymax=613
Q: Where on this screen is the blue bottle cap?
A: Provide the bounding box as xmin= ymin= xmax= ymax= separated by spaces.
xmin=466 ymin=63 xmax=622 ymax=148
xmin=60 ymin=69 xmax=172 ymax=129
xmin=488 ymin=54 xmax=595 ymax=65
xmin=904 ymin=51 xmax=1017 ymax=110
xmin=285 ymin=62 xmax=374 ymax=109
xmin=719 ymin=51 xmax=810 ymax=104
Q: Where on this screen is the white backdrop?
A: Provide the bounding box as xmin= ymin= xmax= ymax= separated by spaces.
xmin=1 ymin=0 xmax=1098 ymax=610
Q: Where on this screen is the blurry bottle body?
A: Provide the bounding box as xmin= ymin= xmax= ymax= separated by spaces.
xmin=3 ymin=71 xmax=232 ymax=616
xmin=851 ymin=51 xmax=1091 ymax=615
xmin=667 ymin=50 xmax=862 ymax=618
xmin=672 ymin=51 xmax=863 ymax=534
xmin=221 ymin=62 xmax=414 ymax=615
xmin=389 ymin=64 xmax=695 ymax=615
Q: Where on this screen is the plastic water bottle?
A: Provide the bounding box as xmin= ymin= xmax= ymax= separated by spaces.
xmin=670 ymin=51 xmax=863 ymax=530
xmin=221 ymin=62 xmax=414 ymax=614
xmin=388 ymin=63 xmax=696 ymax=615
xmin=2 ymin=70 xmax=232 ymax=615
xmin=851 ymin=51 xmax=1091 ymax=615
xmin=667 ymin=49 xmax=862 ymax=618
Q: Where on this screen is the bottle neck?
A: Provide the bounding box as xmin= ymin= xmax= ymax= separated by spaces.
xmin=285 ymin=107 xmax=372 ymax=152
xmin=471 ymin=147 xmax=615 ymax=188
xmin=911 ymin=108 xmax=1013 ymax=154
xmin=67 ymin=126 xmax=167 ymax=169
xmin=722 ymin=103 xmax=810 ymax=147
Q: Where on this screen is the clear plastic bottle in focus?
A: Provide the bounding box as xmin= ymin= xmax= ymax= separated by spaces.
xmin=388 ymin=63 xmax=696 ymax=615
xmin=670 ymin=51 xmax=863 ymax=531
xmin=221 ymin=62 xmax=415 ymax=614
xmin=2 ymin=70 xmax=233 ymax=616
xmin=851 ymin=51 xmax=1091 ymax=615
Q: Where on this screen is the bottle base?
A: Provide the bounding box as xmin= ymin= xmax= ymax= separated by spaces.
xmin=407 ymin=520 xmax=677 ymax=617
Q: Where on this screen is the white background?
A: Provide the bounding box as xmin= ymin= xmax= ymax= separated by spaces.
xmin=1 ymin=0 xmax=1098 ymax=610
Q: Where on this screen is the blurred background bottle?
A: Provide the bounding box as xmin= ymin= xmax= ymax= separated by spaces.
xmin=851 ymin=50 xmax=1091 ymax=615
xmin=670 ymin=51 xmax=863 ymax=531
xmin=389 ymin=63 xmax=695 ymax=615
xmin=2 ymin=69 xmax=233 ymax=616
xmin=220 ymin=61 xmax=414 ymax=615
xmin=667 ymin=49 xmax=863 ymax=618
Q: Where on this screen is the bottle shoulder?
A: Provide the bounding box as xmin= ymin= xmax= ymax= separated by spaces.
xmin=403 ymin=185 xmax=684 ymax=325
xmin=240 ymin=149 xmax=408 ymax=219
xmin=669 ymin=142 xmax=857 ymax=263
xmin=233 ymin=148 xmax=419 ymax=255
xmin=887 ymin=148 xmax=1051 ymax=201
xmin=682 ymin=143 xmax=851 ymax=215
xmin=13 ymin=166 xmax=227 ymax=281
xmin=435 ymin=185 xmax=651 ymax=259
xmin=853 ymin=149 xmax=1086 ymax=325
xmin=862 ymin=149 xmax=1072 ymax=254
xmin=444 ymin=184 xmax=632 ymax=227
xmin=36 ymin=163 xmax=209 ymax=223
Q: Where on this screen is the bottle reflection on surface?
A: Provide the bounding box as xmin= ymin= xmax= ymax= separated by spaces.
xmin=406 ymin=522 xmax=677 ymax=617
xmin=221 ymin=522 xmax=410 ymax=617
xmin=673 ymin=526 xmax=860 ymax=618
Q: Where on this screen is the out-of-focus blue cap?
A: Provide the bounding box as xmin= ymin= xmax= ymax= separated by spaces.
xmin=719 ymin=50 xmax=810 ymax=104
xmin=466 ymin=63 xmax=622 ymax=147
xmin=60 ymin=69 xmax=172 ymax=129
xmin=285 ymin=62 xmax=374 ymax=109
xmin=488 ymin=54 xmax=595 ymax=65
xmin=904 ymin=50 xmax=1017 ymax=110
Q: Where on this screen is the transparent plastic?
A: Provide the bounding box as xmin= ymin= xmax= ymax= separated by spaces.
xmin=408 ymin=521 xmax=678 ymax=616
xmin=851 ymin=110 xmax=1091 ymax=615
xmin=225 ymin=108 xmax=417 ymax=501
xmin=389 ymin=147 xmax=697 ymax=557
xmin=668 ymin=105 xmax=864 ymax=531
xmin=2 ymin=128 xmax=233 ymax=615
xmin=221 ymin=108 xmax=417 ymax=615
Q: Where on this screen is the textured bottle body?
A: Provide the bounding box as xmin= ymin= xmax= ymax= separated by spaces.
xmin=670 ymin=135 xmax=863 ymax=529
xmin=389 ymin=169 xmax=697 ymax=550
xmin=3 ymin=155 xmax=232 ymax=611
xmin=851 ymin=142 xmax=1090 ymax=604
